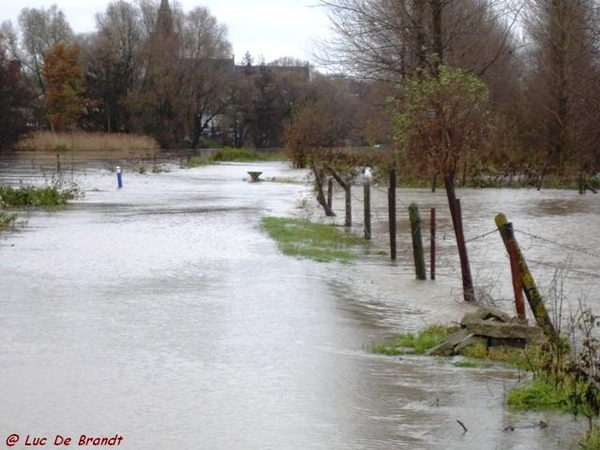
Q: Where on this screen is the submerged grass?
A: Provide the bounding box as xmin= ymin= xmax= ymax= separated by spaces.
xmin=0 ymin=211 xmax=17 ymax=231
xmin=371 ymin=324 xmax=456 ymax=355
xmin=260 ymin=216 xmax=366 ymax=263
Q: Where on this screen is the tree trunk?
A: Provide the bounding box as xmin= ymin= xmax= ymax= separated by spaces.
xmin=327 ymin=166 xmax=352 ymax=226
xmin=311 ymin=160 xmax=336 ymax=217
xmin=430 ymin=0 xmax=444 ymax=75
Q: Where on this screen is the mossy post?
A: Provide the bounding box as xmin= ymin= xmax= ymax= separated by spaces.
xmin=388 ymin=168 xmax=397 ymax=260
xmin=505 ymin=221 xmax=526 ymax=320
xmin=327 ymin=178 xmax=333 ymax=209
xmin=409 ymin=203 xmax=426 ymax=280
xmin=495 ymin=213 xmax=558 ymax=341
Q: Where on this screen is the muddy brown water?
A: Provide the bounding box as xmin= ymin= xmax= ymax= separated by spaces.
xmin=1 ymin=151 xmax=598 ymax=449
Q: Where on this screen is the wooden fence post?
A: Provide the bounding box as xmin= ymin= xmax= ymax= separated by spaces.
xmin=327 ymin=178 xmax=333 ymax=209
xmin=409 ymin=203 xmax=426 ymax=280
xmin=388 ymin=169 xmax=397 ymax=260
xmin=363 ymin=181 xmax=371 ymax=240
xmin=454 ymin=198 xmax=475 ymax=301
xmin=495 ymin=213 xmax=558 ymax=340
xmin=430 ymin=208 xmax=436 ymax=280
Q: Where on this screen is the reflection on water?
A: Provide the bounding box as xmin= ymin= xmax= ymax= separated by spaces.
xmin=0 ymin=152 xmax=597 ymax=449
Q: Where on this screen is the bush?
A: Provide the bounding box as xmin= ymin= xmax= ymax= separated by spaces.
xmin=0 ymin=184 xmax=80 ymax=209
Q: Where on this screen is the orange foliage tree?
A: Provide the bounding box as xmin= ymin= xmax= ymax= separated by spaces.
xmin=42 ymin=43 xmax=86 ymax=131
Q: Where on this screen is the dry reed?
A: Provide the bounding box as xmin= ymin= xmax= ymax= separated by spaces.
xmin=17 ymin=131 xmax=160 ymax=153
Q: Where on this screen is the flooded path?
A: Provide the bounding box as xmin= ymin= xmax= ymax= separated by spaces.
xmin=0 ymin=154 xmax=598 ymax=449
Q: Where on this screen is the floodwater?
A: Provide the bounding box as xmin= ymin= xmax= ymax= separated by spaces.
xmin=1 ymin=151 xmax=599 ymax=450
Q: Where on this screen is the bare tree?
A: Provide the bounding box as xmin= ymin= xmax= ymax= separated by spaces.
xmin=1 ymin=5 xmax=73 ymax=96
xmin=83 ymin=0 xmax=144 ymax=132
xmin=316 ymin=0 xmax=521 ymax=81
xmin=178 ymin=6 xmax=233 ymax=148
xmin=523 ymin=0 xmax=600 ymax=172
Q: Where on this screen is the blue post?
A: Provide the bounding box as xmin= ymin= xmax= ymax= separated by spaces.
xmin=116 ymin=166 xmax=123 ymax=189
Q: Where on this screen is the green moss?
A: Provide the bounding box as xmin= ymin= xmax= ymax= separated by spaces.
xmin=260 ymin=216 xmax=366 ymax=263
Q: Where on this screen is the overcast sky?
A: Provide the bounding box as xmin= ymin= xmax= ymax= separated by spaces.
xmin=1 ymin=0 xmax=331 ymax=64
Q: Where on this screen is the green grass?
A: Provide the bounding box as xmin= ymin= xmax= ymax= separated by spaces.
xmin=0 ymin=184 xmax=80 ymax=209
xmin=260 ymin=216 xmax=366 ymax=263
xmin=580 ymin=426 xmax=600 ymax=450
xmin=209 ymin=148 xmax=271 ymax=162
xmin=371 ymin=324 xmax=455 ymax=355
xmin=182 ymin=148 xmax=284 ymax=168
xmin=453 ymin=358 xmax=486 ymax=368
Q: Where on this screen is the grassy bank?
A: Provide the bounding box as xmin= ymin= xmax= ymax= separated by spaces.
xmin=17 ymin=131 xmax=160 ymax=153
xmin=260 ymin=216 xmax=366 ymax=263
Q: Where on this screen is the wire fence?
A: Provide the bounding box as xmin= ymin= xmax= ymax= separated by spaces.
xmin=325 ymin=181 xmax=599 ymax=289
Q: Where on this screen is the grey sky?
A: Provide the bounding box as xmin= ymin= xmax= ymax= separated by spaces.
xmin=1 ymin=0 xmax=331 ymax=64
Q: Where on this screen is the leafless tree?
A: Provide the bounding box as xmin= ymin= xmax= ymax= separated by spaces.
xmin=523 ymin=0 xmax=600 ymax=172
xmin=316 ymin=0 xmax=521 ymax=81
xmin=1 ymin=5 xmax=73 ymax=97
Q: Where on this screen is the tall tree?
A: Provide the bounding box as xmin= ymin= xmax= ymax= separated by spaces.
xmin=0 ymin=37 xmax=33 ymax=151
xmin=130 ymin=0 xmax=233 ymax=148
xmin=84 ymin=0 xmax=143 ymax=132
xmin=42 ymin=43 xmax=86 ymax=131
xmin=524 ymin=0 xmax=600 ymax=172
xmin=317 ymin=0 xmax=519 ymax=81
xmin=1 ymin=5 xmax=73 ymax=96
xmin=134 ymin=0 xmax=182 ymax=147
xmin=179 ymin=6 xmax=233 ymax=148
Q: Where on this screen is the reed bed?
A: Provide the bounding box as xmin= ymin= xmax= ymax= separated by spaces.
xmin=17 ymin=131 xmax=160 ymax=153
